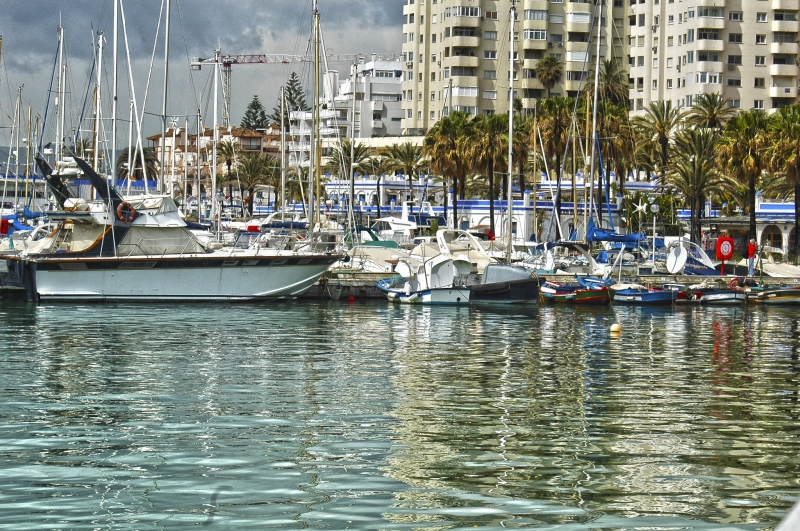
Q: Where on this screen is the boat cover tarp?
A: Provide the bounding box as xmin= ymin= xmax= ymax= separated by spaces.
xmin=118 ymin=226 xmax=206 ymax=256
xmin=586 ymin=219 xmax=646 ymax=243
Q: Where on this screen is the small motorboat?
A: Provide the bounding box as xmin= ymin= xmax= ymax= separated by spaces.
xmin=751 ymin=286 xmax=800 ymax=305
xmin=539 ymin=280 xmax=610 ymax=305
xmin=610 ymin=283 xmax=677 ymax=305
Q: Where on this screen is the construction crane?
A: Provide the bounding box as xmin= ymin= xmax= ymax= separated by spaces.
xmin=191 ymin=52 xmax=402 ymax=128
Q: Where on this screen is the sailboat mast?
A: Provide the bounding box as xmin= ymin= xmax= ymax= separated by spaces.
xmin=587 ymin=0 xmax=604 ymax=233
xmin=56 ymin=24 xmax=65 ymax=164
xmin=26 ymin=106 xmax=32 ymax=203
xmin=93 ymin=31 xmax=103 ymax=173
xmin=506 ymin=0 xmax=516 ymax=262
xmin=349 ymin=59 xmax=357 ymax=235
xmin=212 ymin=49 xmax=219 ymax=234
xmin=280 ymin=87 xmax=286 ymax=221
xmin=159 ymin=0 xmax=171 ymax=194
xmin=111 ymin=0 xmax=118 ymax=187
xmin=313 ymin=0 xmax=322 ymax=227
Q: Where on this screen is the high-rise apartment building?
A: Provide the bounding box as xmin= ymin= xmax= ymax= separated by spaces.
xmin=400 ymin=0 xmax=626 ymax=134
xmin=630 ymin=0 xmax=800 ymax=113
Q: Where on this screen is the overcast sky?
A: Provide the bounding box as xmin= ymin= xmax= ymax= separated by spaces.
xmin=0 ymin=0 xmax=404 ymax=145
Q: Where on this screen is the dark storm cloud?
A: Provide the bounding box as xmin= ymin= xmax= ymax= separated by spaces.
xmin=0 ymin=0 xmax=404 ymax=128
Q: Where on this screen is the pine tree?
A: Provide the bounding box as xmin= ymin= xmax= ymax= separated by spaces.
xmin=240 ymin=95 xmax=269 ymax=130
xmin=270 ymin=72 xmax=310 ymax=130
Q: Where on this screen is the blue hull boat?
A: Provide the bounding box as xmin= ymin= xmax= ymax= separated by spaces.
xmin=611 ymin=283 xmax=677 ymax=305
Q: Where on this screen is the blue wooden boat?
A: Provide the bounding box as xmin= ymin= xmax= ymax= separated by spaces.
xmin=610 ymin=283 xmax=677 ymax=305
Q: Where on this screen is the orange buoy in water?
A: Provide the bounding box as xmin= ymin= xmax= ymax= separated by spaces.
xmin=349 ymin=296 xmax=355 ymax=303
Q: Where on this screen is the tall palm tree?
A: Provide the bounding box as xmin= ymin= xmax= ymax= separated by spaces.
xmin=632 ymin=100 xmax=683 ymax=183
xmin=535 ymin=55 xmax=562 ymax=97
xmin=538 ymin=96 xmax=573 ymax=222
xmin=386 ymin=142 xmax=424 ymax=205
xmin=364 ymin=155 xmax=395 ymax=217
xmin=718 ymin=109 xmax=773 ymax=240
xmin=236 ymin=154 xmax=271 ymax=215
xmin=512 ymin=114 xmax=533 ymax=198
xmin=666 ymin=128 xmax=723 ymax=244
xmin=423 ymin=111 xmax=474 ymax=228
xmin=585 ymin=58 xmax=630 ymax=107
xmin=115 ymin=147 xmax=159 ymax=181
xmin=471 ymin=113 xmax=508 ymax=236
xmin=326 ymin=139 xmax=370 ymax=180
xmin=686 ymin=93 xmax=735 ymax=130
xmin=217 ymin=139 xmax=242 ymax=202
xmin=768 ymin=103 xmax=800 ymax=260
xmin=536 ymin=55 xmax=562 ymax=98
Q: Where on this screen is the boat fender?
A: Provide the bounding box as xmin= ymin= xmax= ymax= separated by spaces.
xmin=116 ymin=201 xmax=136 ymax=223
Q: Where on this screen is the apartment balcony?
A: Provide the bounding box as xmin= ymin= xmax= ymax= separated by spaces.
xmin=522 ymin=39 xmax=549 ymax=50
xmin=563 ymin=79 xmax=584 ymax=92
xmin=696 ymin=39 xmax=725 ymax=52
xmin=773 ymin=0 xmax=800 ymax=10
xmin=771 ymin=86 xmax=798 ymax=98
xmin=451 ymin=16 xmax=481 ymax=28
xmin=445 ymin=55 xmax=480 ymax=68
xmin=451 ymin=95 xmax=479 ymax=107
xmin=521 ymin=78 xmax=545 ymax=90
xmin=771 ymin=63 xmax=799 ymax=76
xmin=450 ymin=75 xmax=479 ymax=85
xmin=696 ymin=60 xmax=723 ymax=72
xmin=523 ymin=19 xmax=548 ymax=31
xmin=525 ymin=0 xmax=549 ymax=9
xmin=696 ymin=17 xmax=726 ymax=30
xmin=771 ymin=42 xmax=800 ymax=54
xmin=696 ymin=83 xmax=724 ymax=94
xmin=371 ymin=120 xmax=385 ymax=129
xmin=566 ymin=20 xmax=591 ymax=33
xmin=450 ymin=35 xmax=480 ymax=48
xmin=773 ymin=20 xmax=800 ymax=33
xmin=695 ymin=0 xmax=723 ymax=6
xmin=565 ymin=40 xmax=591 ymax=52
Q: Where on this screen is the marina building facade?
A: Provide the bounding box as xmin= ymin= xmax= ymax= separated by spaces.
xmin=629 ymin=0 xmax=800 ymax=113
xmin=400 ymin=0 xmax=627 ymax=133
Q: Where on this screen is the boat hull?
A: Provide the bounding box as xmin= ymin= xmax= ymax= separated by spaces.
xmin=699 ymin=290 xmax=747 ymax=305
xmin=384 ymin=286 xmax=470 ymax=304
xmin=469 ymin=278 xmax=542 ymax=304
xmin=27 ymin=253 xmax=341 ymax=302
xmin=611 ymin=289 xmax=676 ymax=305
xmin=753 ymin=288 xmax=800 ymax=305
xmin=539 ymin=284 xmax=610 ymax=305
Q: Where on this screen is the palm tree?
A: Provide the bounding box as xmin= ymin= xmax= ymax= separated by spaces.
xmin=585 ymin=58 xmax=629 ymax=107
xmin=632 ymin=100 xmax=683 ymax=183
xmin=364 ymin=155 xmax=395 ymax=218
xmin=718 ymin=109 xmax=773 ymax=240
xmin=535 ymin=55 xmax=562 ymax=97
xmin=471 ymin=113 xmax=508 ymax=236
xmin=236 ymin=154 xmax=271 ymax=215
xmin=666 ymin=128 xmax=723 ymax=244
xmin=538 ymin=96 xmax=573 ymax=222
xmin=217 ymin=139 xmax=241 ymax=202
xmin=423 ymin=111 xmax=474 ymax=228
xmin=686 ymin=93 xmax=735 ymax=130
xmin=512 ymin=114 xmax=533 ymax=198
xmin=325 ymin=139 xmax=370 ymax=179
xmin=768 ymin=103 xmax=800 ymax=260
xmin=386 ymin=142 xmax=424 ymax=206
xmin=115 ymin=147 xmax=159 ymax=181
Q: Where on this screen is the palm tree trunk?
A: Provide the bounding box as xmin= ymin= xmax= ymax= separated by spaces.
xmin=795 ymin=182 xmax=800 ymax=263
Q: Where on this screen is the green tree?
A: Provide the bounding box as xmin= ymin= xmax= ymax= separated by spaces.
xmin=387 ymin=142 xmax=425 ymax=205
xmin=423 ymin=111 xmax=474 ymax=229
xmin=326 ymin=139 xmax=370 ymax=179
xmin=686 ymin=93 xmax=735 ymax=130
xmin=364 ymin=155 xmax=395 ymax=217
xmin=768 ymin=103 xmax=800 ymax=260
xmin=535 ymin=55 xmax=562 ymax=97
xmin=585 ymin=58 xmax=629 ymax=107
xmin=115 ymin=147 xmax=159 ymax=181
xmin=539 ymin=96 xmax=573 ymax=222
xmin=216 ymin=139 xmax=242 ymax=201
xmin=240 ymin=95 xmax=269 ymax=130
xmin=236 ymin=154 xmax=271 ymax=215
xmin=270 ymin=72 xmax=310 ymax=129
xmin=471 ymin=113 xmax=508 ymax=236
xmin=666 ymin=128 xmax=723 ymax=244
xmin=632 ymin=100 xmax=683 ymax=183
xmin=718 ymin=109 xmax=773 ymax=240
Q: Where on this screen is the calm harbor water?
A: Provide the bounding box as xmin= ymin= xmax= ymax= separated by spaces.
xmin=0 ymin=300 xmax=798 ymax=530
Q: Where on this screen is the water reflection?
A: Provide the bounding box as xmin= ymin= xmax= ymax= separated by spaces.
xmin=0 ymin=301 xmax=797 ymax=529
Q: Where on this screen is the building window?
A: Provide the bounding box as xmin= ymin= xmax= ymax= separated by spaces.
xmin=729 ymin=12 xmax=743 ymax=22
xmin=484 ymin=70 xmax=497 ymax=79
xmin=525 ymin=10 xmax=547 ymax=20
xmin=667 ymin=79 xmax=673 ymax=88
xmin=452 ymin=6 xmax=481 ymax=17
xmin=755 ymin=34 xmax=766 ymax=44
xmin=754 ymin=77 xmax=765 ymax=88
xmin=482 ymin=90 xmax=497 ymax=100
xmin=727 ymin=99 xmax=740 ymax=108
xmin=754 ymin=100 xmax=764 ymax=109
xmin=697 ymin=7 xmax=723 ymax=18
xmin=729 ymin=33 xmax=742 ymax=43
xmin=775 ymin=11 xmax=798 ymax=21
xmin=524 ymin=29 xmax=547 ymax=40
xmin=727 ymin=77 xmax=741 ymax=87
xmin=727 ymin=55 xmax=742 ymax=65
xmin=485 ymin=11 xmax=498 ymax=20
xmin=485 ymin=31 xmax=497 ymax=40
xmin=484 ymin=50 xmax=497 ymax=60
xmin=755 ymin=56 xmax=766 ymax=66
xmin=756 ymin=13 xmax=767 ymax=22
